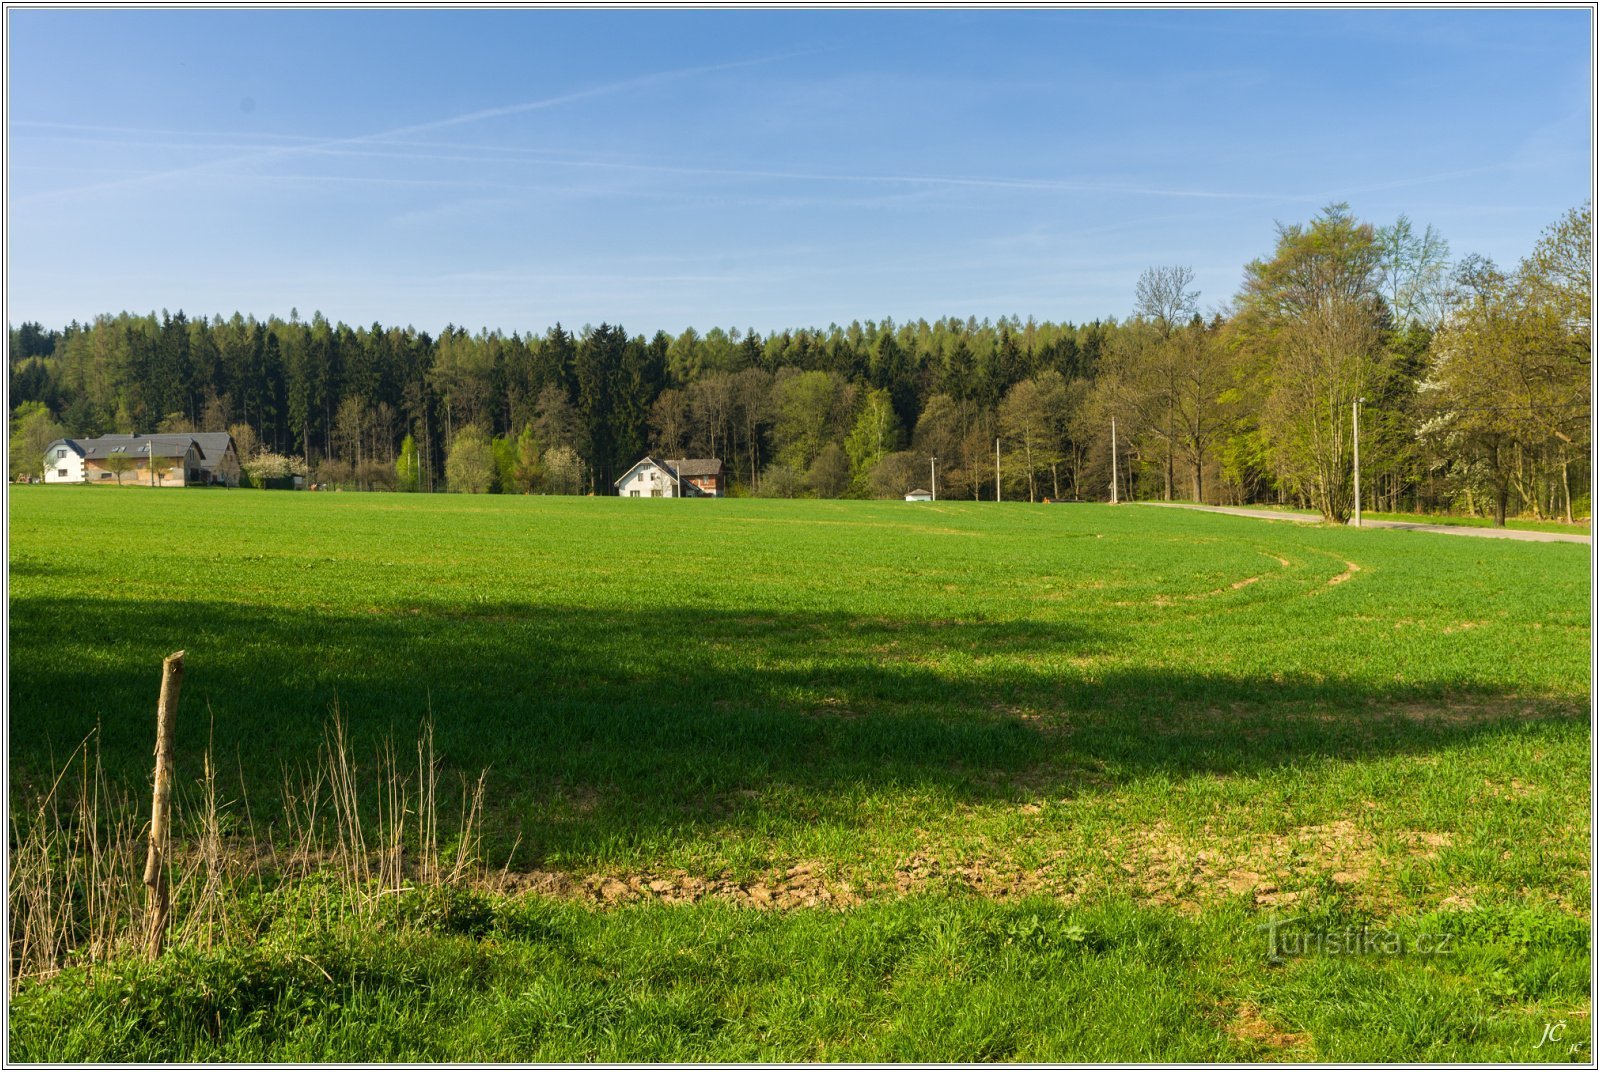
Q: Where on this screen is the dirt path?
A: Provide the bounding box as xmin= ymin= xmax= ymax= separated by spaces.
xmin=1136 ymin=502 xmax=1591 ymax=544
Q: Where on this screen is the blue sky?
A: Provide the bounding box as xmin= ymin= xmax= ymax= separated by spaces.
xmin=7 ymin=8 xmax=1592 ymax=335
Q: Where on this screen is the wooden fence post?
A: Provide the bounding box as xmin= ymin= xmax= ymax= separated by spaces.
xmin=143 ymin=650 xmax=184 ymax=960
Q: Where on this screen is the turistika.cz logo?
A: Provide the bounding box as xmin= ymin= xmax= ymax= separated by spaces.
xmin=1256 ymin=914 xmax=1453 ymax=962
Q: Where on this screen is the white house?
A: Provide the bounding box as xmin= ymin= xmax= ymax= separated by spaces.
xmin=904 ymin=488 xmax=933 ymax=502
xmin=42 ymin=440 xmax=87 ymax=483
xmin=615 ymin=456 xmax=726 ymax=498
xmin=615 ymin=456 xmax=708 ymax=497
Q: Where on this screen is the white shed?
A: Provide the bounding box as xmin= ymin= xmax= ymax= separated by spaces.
xmin=904 ymin=488 xmax=933 ymax=502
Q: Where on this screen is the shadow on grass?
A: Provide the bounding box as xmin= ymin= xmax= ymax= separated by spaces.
xmin=9 ymin=593 xmax=1583 ymax=863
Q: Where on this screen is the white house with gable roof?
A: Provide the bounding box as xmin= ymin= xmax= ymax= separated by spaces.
xmin=614 ymin=456 xmax=726 ymax=497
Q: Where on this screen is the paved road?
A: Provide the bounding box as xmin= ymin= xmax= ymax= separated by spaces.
xmin=1136 ymin=501 xmax=1591 ymax=544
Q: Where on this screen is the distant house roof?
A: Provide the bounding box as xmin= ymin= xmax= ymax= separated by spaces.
xmin=906 ymin=488 xmax=931 ymax=497
xmin=614 ymin=455 xmax=675 ymax=488
xmin=187 ymin=432 xmax=237 ymax=471
xmin=666 ymin=458 xmax=723 ymax=478
xmin=76 ymin=434 xmax=205 ymax=462
xmin=45 ymin=438 xmax=86 ymax=457
xmin=189 ymin=432 xmax=234 ymax=455
xmin=53 ymin=432 xmax=234 ymax=467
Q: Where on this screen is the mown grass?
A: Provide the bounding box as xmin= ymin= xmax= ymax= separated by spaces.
xmin=7 ymin=485 xmax=1592 ymax=1061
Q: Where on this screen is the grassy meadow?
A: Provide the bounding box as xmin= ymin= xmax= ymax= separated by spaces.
xmin=7 ymin=485 xmax=1592 ymax=1061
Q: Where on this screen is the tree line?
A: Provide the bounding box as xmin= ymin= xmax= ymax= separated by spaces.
xmin=9 ymin=202 xmax=1590 ymax=523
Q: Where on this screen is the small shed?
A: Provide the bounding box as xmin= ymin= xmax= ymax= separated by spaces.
xmin=904 ymin=488 xmax=932 ymax=502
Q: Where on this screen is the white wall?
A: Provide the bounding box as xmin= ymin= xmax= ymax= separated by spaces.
xmin=618 ymin=464 xmax=677 ymax=497
xmin=42 ymin=447 xmax=84 ymax=483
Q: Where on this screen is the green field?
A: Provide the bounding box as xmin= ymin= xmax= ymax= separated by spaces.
xmin=7 ymin=486 xmax=1592 ymax=1061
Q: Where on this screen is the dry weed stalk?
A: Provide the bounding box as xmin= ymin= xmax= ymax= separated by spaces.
xmin=9 ymin=731 xmax=142 ymax=986
xmin=8 ymin=708 xmax=492 ymax=992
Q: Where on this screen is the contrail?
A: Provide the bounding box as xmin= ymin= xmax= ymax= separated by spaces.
xmin=35 ymin=122 xmax=1500 ymax=206
xmin=19 ymin=50 xmax=818 ymax=203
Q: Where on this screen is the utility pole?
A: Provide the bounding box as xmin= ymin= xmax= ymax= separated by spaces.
xmin=931 ymin=455 xmax=937 ymax=502
xmin=1110 ymin=418 xmax=1119 ymax=505
xmin=995 ymin=438 xmax=1001 ymax=502
xmin=1352 ymin=397 xmax=1365 ymax=527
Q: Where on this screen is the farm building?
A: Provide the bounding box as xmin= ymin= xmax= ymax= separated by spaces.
xmin=904 ymin=488 xmax=933 ymax=501
xmin=615 ymin=456 xmax=724 ymax=498
xmin=41 ymin=432 xmax=241 ymax=487
xmin=187 ymin=432 xmax=243 ymax=486
xmin=667 ymin=458 xmax=724 ymax=496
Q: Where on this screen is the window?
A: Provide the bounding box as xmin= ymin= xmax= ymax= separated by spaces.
xmin=57 ymin=469 xmax=67 ymax=478
xmin=651 ymin=489 xmax=660 ymax=497
xmin=630 ymin=490 xmax=640 ymax=498
xmin=56 ymin=449 xmax=66 ymax=460
xmin=100 ymin=473 xmax=111 ymax=480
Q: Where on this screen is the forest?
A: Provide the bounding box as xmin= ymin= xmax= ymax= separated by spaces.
xmin=8 ymin=202 xmax=1590 ymax=524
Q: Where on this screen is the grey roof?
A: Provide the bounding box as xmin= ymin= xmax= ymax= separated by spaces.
xmin=75 ymin=434 xmax=206 ymax=462
xmin=666 ymin=458 xmax=723 ymax=478
xmin=187 ymin=432 xmax=237 ymax=470
xmin=614 ymin=455 xmax=675 ymax=487
xmin=906 ymin=489 xmax=931 ymax=496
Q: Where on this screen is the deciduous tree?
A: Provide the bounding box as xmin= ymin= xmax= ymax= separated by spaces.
xmin=1236 ymin=203 xmax=1391 ymax=522
xmin=445 ymin=425 xmax=493 ymax=493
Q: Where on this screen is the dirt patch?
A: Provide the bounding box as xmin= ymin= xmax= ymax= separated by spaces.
xmin=1481 ymin=778 xmax=1539 ymax=799
xmin=1325 ymin=560 xmax=1361 ymax=586
xmin=496 ymin=850 xmax=1077 ymax=909
xmin=1392 ymin=699 xmax=1574 ymax=728
xmin=1397 ymin=830 xmax=1454 ymax=857
xmin=1183 ymin=575 xmax=1263 ymax=601
xmin=1111 ymin=818 xmax=1456 ymax=910
xmin=890 ymin=851 xmax=1056 ymax=899
xmin=494 ymin=859 xmax=861 ymax=909
xmin=1224 ymin=1002 xmax=1309 ymax=1055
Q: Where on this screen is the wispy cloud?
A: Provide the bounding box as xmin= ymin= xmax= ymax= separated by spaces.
xmin=17 ymin=50 xmax=819 ymax=204
xmin=18 ymin=112 xmax=1313 ymax=206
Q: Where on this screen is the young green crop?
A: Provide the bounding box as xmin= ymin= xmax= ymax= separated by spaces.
xmin=7 ymin=486 xmax=1590 ymax=1060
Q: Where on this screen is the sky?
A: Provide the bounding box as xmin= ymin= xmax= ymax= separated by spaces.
xmin=6 ymin=7 xmax=1593 ymax=337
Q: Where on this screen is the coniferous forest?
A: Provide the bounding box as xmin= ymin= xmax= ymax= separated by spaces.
xmin=9 ymin=202 xmax=1590 ymax=524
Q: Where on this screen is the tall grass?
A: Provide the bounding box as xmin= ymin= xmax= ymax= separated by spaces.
xmin=8 ymin=709 xmax=488 ymax=990
xmin=8 ymin=730 xmax=142 ymax=985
